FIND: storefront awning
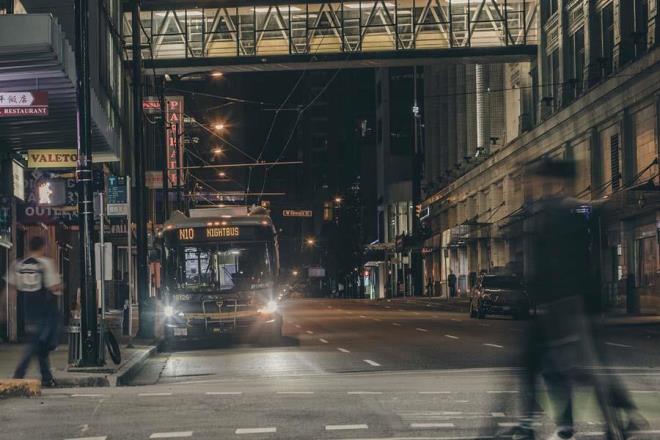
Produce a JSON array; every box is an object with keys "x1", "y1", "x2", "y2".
[{"x1": 0, "y1": 14, "x2": 119, "y2": 160}]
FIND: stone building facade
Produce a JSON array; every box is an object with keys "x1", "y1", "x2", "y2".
[{"x1": 421, "y1": 0, "x2": 660, "y2": 313}]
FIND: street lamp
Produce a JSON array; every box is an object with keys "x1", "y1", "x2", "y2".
[
  {"x1": 218, "y1": 171, "x2": 227, "y2": 178},
  {"x1": 305, "y1": 237, "x2": 316, "y2": 246},
  {"x1": 334, "y1": 196, "x2": 343, "y2": 204},
  {"x1": 214, "y1": 123, "x2": 226, "y2": 131},
  {"x1": 292, "y1": 270, "x2": 299, "y2": 276},
  {"x1": 212, "y1": 146, "x2": 224, "y2": 155}
]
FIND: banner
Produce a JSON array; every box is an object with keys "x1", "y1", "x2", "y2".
[
  {"x1": 0, "y1": 91, "x2": 48, "y2": 117},
  {"x1": 165, "y1": 97, "x2": 184, "y2": 187},
  {"x1": 27, "y1": 149, "x2": 77, "y2": 168}
]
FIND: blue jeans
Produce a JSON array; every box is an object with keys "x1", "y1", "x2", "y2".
[{"x1": 13, "y1": 323, "x2": 55, "y2": 382}]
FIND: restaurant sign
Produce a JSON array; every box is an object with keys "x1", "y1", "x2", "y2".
[
  {"x1": 27, "y1": 149, "x2": 77, "y2": 168},
  {"x1": 0, "y1": 91, "x2": 48, "y2": 117}
]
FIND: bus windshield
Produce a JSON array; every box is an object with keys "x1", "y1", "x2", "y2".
[{"x1": 168, "y1": 242, "x2": 273, "y2": 293}]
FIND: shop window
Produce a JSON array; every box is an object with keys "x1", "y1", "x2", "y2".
[{"x1": 636, "y1": 236, "x2": 657, "y2": 288}]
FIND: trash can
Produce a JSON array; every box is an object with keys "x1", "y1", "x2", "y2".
[{"x1": 67, "y1": 323, "x2": 82, "y2": 365}]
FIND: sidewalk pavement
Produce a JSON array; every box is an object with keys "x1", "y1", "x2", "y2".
[{"x1": 0, "y1": 340, "x2": 157, "y2": 397}]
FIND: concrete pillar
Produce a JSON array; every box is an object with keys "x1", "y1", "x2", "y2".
[
  {"x1": 489, "y1": 64, "x2": 505, "y2": 148},
  {"x1": 589, "y1": 127, "x2": 602, "y2": 198},
  {"x1": 519, "y1": 62, "x2": 534, "y2": 132},
  {"x1": 447, "y1": 66, "x2": 458, "y2": 170},
  {"x1": 613, "y1": 0, "x2": 635, "y2": 71},
  {"x1": 465, "y1": 65, "x2": 477, "y2": 158},
  {"x1": 455, "y1": 65, "x2": 467, "y2": 165},
  {"x1": 476, "y1": 65, "x2": 490, "y2": 154},
  {"x1": 649, "y1": 0, "x2": 660, "y2": 48}
]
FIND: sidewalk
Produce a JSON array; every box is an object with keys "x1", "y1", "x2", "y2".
[{"x1": 0, "y1": 340, "x2": 156, "y2": 394}]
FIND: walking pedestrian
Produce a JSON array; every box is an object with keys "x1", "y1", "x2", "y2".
[
  {"x1": 3, "y1": 236, "x2": 61, "y2": 387},
  {"x1": 448, "y1": 271, "x2": 457, "y2": 298}
]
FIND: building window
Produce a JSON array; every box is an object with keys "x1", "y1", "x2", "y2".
[
  {"x1": 568, "y1": 27, "x2": 585, "y2": 99},
  {"x1": 548, "y1": 49, "x2": 560, "y2": 111},
  {"x1": 633, "y1": 0, "x2": 649, "y2": 59},
  {"x1": 598, "y1": 3, "x2": 615, "y2": 78},
  {"x1": 636, "y1": 236, "x2": 657, "y2": 289}
]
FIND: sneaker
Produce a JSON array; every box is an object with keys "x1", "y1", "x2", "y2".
[{"x1": 41, "y1": 378, "x2": 58, "y2": 388}]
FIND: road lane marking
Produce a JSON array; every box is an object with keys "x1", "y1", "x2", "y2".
[
  {"x1": 410, "y1": 423, "x2": 455, "y2": 429},
  {"x1": 235, "y1": 428, "x2": 277, "y2": 435},
  {"x1": 385, "y1": 306, "x2": 391, "y2": 309},
  {"x1": 295, "y1": 324, "x2": 301, "y2": 328},
  {"x1": 71, "y1": 394, "x2": 105, "y2": 398},
  {"x1": 445, "y1": 335, "x2": 459, "y2": 339},
  {"x1": 276, "y1": 391, "x2": 314, "y2": 395},
  {"x1": 451, "y1": 319, "x2": 462, "y2": 322},
  {"x1": 393, "y1": 323, "x2": 401, "y2": 326},
  {"x1": 487, "y1": 391, "x2": 518, "y2": 394},
  {"x1": 414, "y1": 312, "x2": 421, "y2": 315},
  {"x1": 319, "y1": 338, "x2": 329, "y2": 343},
  {"x1": 360, "y1": 315, "x2": 367, "y2": 318},
  {"x1": 478, "y1": 323, "x2": 491, "y2": 327},
  {"x1": 373, "y1": 318, "x2": 382, "y2": 321},
  {"x1": 418, "y1": 391, "x2": 451, "y2": 394},
  {"x1": 491, "y1": 412, "x2": 506, "y2": 417},
  {"x1": 631, "y1": 390, "x2": 660, "y2": 394},
  {"x1": 325, "y1": 424, "x2": 369, "y2": 431},
  {"x1": 306, "y1": 330, "x2": 314, "y2": 335},
  {"x1": 65, "y1": 437, "x2": 107, "y2": 440},
  {"x1": 139, "y1": 393, "x2": 172, "y2": 397},
  {"x1": 205, "y1": 391, "x2": 242, "y2": 395},
  {"x1": 605, "y1": 342, "x2": 633, "y2": 348},
  {"x1": 338, "y1": 348, "x2": 351, "y2": 353},
  {"x1": 348, "y1": 391, "x2": 383, "y2": 395},
  {"x1": 363, "y1": 359, "x2": 381, "y2": 367},
  {"x1": 149, "y1": 432, "x2": 193, "y2": 439},
  {"x1": 416, "y1": 328, "x2": 428, "y2": 332},
  {"x1": 398, "y1": 309, "x2": 405, "y2": 312},
  {"x1": 483, "y1": 343, "x2": 503, "y2": 349}
]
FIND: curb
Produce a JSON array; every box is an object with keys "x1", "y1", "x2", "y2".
[
  {"x1": 0, "y1": 379, "x2": 41, "y2": 399},
  {"x1": 113, "y1": 345, "x2": 158, "y2": 386}
]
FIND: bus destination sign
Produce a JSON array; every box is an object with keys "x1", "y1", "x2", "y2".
[{"x1": 177, "y1": 226, "x2": 241, "y2": 241}]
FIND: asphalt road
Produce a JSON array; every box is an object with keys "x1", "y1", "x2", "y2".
[{"x1": 2, "y1": 298, "x2": 660, "y2": 440}]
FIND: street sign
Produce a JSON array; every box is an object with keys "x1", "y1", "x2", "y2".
[
  {"x1": 143, "y1": 98, "x2": 161, "y2": 113},
  {"x1": 107, "y1": 203, "x2": 128, "y2": 217},
  {"x1": 27, "y1": 149, "x2": 77, "y2": 168},
  {"x1": 107, "y1": 176, "x2": 127, "y2": 204},
  {"x1": 282, "y1": 209, "x2": 313, "y2": 218},
  {"x1": 12, "y1": 161, "x2": 24, "y2": 201},
  {"x1": 165, "y1": 96, "x2": 184, "y2": 187},
  {"x1": 145, "y1": 171, "x2": 164, "y2": 189},
  {"x1": 0, "y1": 91, "x2": 48, "y2": 117}
]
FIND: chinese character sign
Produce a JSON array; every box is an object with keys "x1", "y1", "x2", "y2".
[
  {"x1": 165, "y1": 97, "x2": 184, "y2": 187},
  {"x1": 0, "y1": 91, "x2": 48, "y2": 117}
]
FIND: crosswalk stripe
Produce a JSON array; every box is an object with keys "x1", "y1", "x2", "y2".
[
  {"x1": 325, "y1": 424, "x2": 368, "y2": 431},
  {"x1": 410, "y1": 423, "x2": 455, "y2": 428},
  {"x1": 483, "y1": 343, "x2": 503, "y2": 349},
  {"x1": 319, "y1": 338, "x2": 329, "y2": 343},
  {"x1": 205, "y1": 391, "x2": 242, "y2": 395},
  {"x1": 149, "y1": 432, "x2": 193, "y2": 438},
  {"x1": 235, "y1": 427, "x2": 277, "y2": 434},
  {"x1": 65, "y1": 437, "x2": 107, "y2": 440},
  {"x1": 139, "y1": 393, "x2": 172, "y2": 397},
  {"x1": 348, "y1": 391, "x2": 382, "y2": 395}
]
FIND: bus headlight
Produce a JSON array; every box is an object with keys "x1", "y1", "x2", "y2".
[{"x1": 258, "y1": 300, "x2": 278, "y2": 314}]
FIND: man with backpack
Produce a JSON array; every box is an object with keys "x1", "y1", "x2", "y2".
[{"x1": 3, "y1": 236, "x2": 61, "y2": 387}]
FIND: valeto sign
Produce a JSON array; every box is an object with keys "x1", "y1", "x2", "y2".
[{"x1": 27, "y1": 149, "x2": 77, "y2": 168}]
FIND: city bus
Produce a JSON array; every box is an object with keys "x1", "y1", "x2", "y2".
[{"x1": 160, "y1": 206, "x2": 283, "y2": 345}]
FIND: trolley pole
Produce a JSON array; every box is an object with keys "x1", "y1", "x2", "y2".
[
  {"x1": 133, "y1": 0, "x2": 153, "y2": 338},
  {"x1": 74, "y1": 0, "x2": 99, "y2": 366}
]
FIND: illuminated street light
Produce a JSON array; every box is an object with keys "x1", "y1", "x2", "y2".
[
  {"x1": 214, "y1": 123, "x2": 226, "y2": 131},
  {"x1": 218, "y1": 171, "x2": 227, "y2": 178},
  {"x1": 334, "y1": 196, "x2": 343, "y2": 204},
  {"x1": 306, "y1": 237, "x2": 316, "y2": 246},
  {"x1": 212, "y1": 146, "x2": 224, "y2": 155},
  {"x1": 292, "y1": 270, "x2": 299, "y2": 276}
]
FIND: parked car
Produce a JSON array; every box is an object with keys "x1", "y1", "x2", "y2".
[{"x1": 469, "y1": 274, "x2": 530, "y2": 320}]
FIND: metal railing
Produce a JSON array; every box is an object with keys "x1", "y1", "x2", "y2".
[{"x1": 124, "y1": 0, "x2": 538, "y2": 61}]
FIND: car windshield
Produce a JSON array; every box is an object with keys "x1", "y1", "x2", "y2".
[
  {"x1": 169, "y1": 242, "x2": 272, "y2": 292},
  {"x1": 482, "y1": 276, "x2": 522, "y2": 289}
]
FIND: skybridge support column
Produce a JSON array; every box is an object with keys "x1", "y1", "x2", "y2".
[{"x1": 133, "y1": 0, "x2": 153, "y2": 339}]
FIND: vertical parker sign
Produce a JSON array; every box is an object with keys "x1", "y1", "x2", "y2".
[
  {"x1": 165, "y1": 96, "x2": 184, "y2": 187},
  {"x1": 0, "y1": 91, "x2": 48, "y2": 117}
]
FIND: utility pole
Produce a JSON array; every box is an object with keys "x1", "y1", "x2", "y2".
[
  {"x1": 133, "y1": 0, "x2": 152, "y2": 338},
  {"x1": 411, "y1": 65, "x2": 423, "y2": 297},
  {"x1": 74, "y1": 0, "x2": 99, "y2": 366},
  {"x1": 159, "y1": 78, "x2": 169, "y2": 220}
]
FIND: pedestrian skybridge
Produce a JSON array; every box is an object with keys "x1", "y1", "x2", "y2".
[{"x1": 126, "y1": 0, "x2": 538, "y2": 73}]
